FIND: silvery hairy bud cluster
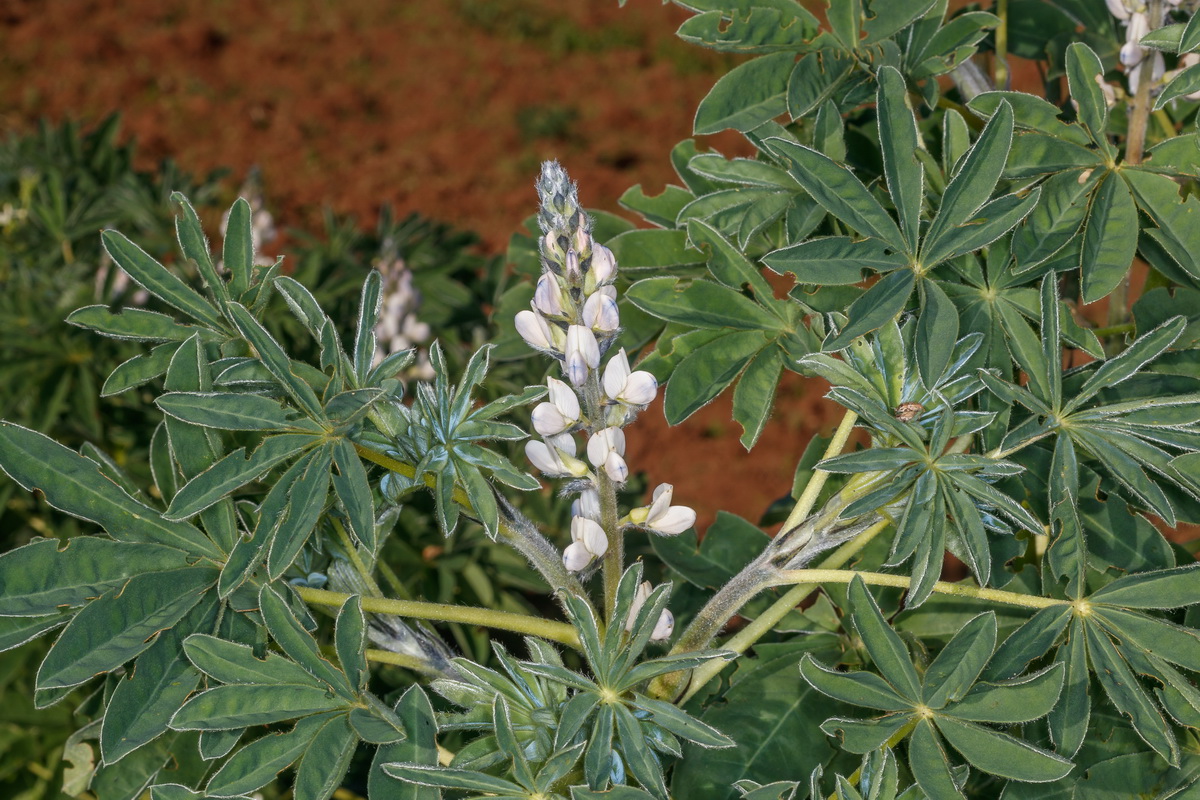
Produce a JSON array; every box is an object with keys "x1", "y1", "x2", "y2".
[{"x1": 515, "y1": 161, "x2": 692, "y2": 647}]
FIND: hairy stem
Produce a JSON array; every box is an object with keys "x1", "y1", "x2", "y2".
[
  {"x1": 365, "y1": 648, "x2": 441, "y2": 675},
  {"x1": 296, "y1": 585, "x2": 581, "y2": 647},
  {"x1": 768, "y1": 568, "x2": 1068, "y2": 609},
  {"x1": 780, "y1": 411, "x2": 859, "y2": 533},
  {"x1": 332, "y1": 517, "x2": 383, "y2": 597}
]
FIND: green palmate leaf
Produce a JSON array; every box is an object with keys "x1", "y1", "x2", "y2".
[
  {"x1": 968, "y1": 91, "x2": 1091, "y2": 146},
  {"x1": 1080, "y1": 172, "x2": 1137, "y2": 303},
  {"x1": 607, "y1": 228, "x2": 703, "y2": 271},
  {"x1": 1011, "y1": 169, "x2": 1094, "y2": 271},
  {"x1": 293, "y1": 713, "x2": 357, "y2": 800},
  {"x1": 170, "y1": 684, "x2": 346, "y2": 731},
  {"x1": 787, "y1": 49, "x2": 856, "y2": 120},
  {"x1": 824, "y1": 270, "x2": 916, "y2": 351},
  {"x1": 821, "y1": 714, "x2": 912, "y2": 756},
  {"x1": 1089, "y1": 564, "x2": 1200, "y2": 608},
  {"x1": 767, "y1": 138, "x2": 904, "y2": 248},
  {"x1": 689, "y1": 154, "x2": 799, "y2": 190},
  {"x1": 370, "y1": 686, "x2": 439, "y2": 800},
  {"x1": 694, "y1": 51, "x2": 794, "y2": 135},
  {"x1": 204, "y1": 713, "x2": 333, "y2": 796},
  {"x1": 925, "y1": 189, "x2": 1041, "y2": 266},
  {"x1": 226, "y1": 302, "x2": 324, "y2": 420},
  {"x1": 0, "y1": 422, "x2": 222, "y2": 558},
  {"x1": 848, "y1": 577, "x2": 922, "y2": 700},
  {"x1": 945, "y1": 663, "x2": 1066, "y2": 724},
  {"x1": 157, "y1": 392, "x2": 317, "y2": 431},
  {"x1": 222, "y1": 196, "x2": 254, "y2": 298},
  {"x1": 1096, "y1": 608, "x2": 1200, "y2": 672},
  {"x1": 922, "y1": 613, "x2": 996, "y2": 708},
  {"x1": 182, "y1": 635, "x2": 326, "y2": 688},
  {"x1": 335, "y1": 596, "x2": 367, "y2": 693},
  {"x1": 626, "y1": 277, "x2": 782, "y2": 330},
  {"x1": 907, "y1": 719, "x2": 961, "y2": 800},
  {"x1": 915, "y1": 279, "x2": 959, "y2": 388},
  {"x1": 0, "y1": 613, "x2": 71, "y2": 653},
  {"x1": 331, "y1": 438, "x2": 376, "y2": 551},
  {"x1": 764, "y1": 236, "x2": 908, "y2": 284},
  {"x1": 614, "y1": 701, "x2": 669, "y2": 800},
  {"x1": 173, "y1": 192, "x2": 228, "y2": 305},
  {"x1": 663, "y1": 330, "x2": 770, "y2": 424},
  {"x1": 1046, "y1": 620, "x2": 1089, "y2": 757},
  {"x1": 383, "y1": 763, "x2": 524, "y2": 794},
  {"x1": 935, "y1": 715, "x2": 1073, "y2": 782},
  {"x1": 353, "y1": 270, "x2": 382, "y2": 384},
  {"x1": 733, "y1": 346, "x2": 784, "y2": 449},
  {"x1": 1047, "y1": 434, "x2": 1085, "y2": 597},
  {"x1": 1084, "y1": 623, "x2": 1178, "y2": 765},
  {"x1": 100, "y1": 596, "x2": 219, "y2": 765},
  {"x1": 1156, "y1": 63, "x2": 1200, "y2": 109},
  {"x1": 103, "y1": 342, "x2": 181, "y2": 396},
  {"x1": 1064, "y1": 42, "x2": 1112, "y2": 152},
  {"x1": 0, "y1": 537, "x2": 190, "y2": 617},
  {"x1": 799, "y1": 655, "x2": 914, "y2": 710},
  {"x1": 876, "y1": 67, "x2": 924, "y2": 249},
  {"x1": 985, "y1": 606, "x2": 1071, "y2": 680},
  {"x1": 925, "y1": 100, "x2": 1013, "y2": 257},
  {"x1": 101, "y1": 230, "x2": 226, "y2": 330},
  {"x1": 687, "y1": 217, "x2": 776, "y2": 299},
  {"x1": 37, "y1": 566, "x2": 217, "y2": 690},
  {"x1": 266, "y1": 444, "x2": 332, "y2": 579},
  {"x1": 255, "y1": 587, "x2": 351, "y2": 697},
  {"x1": 1065, "y1": 316, "x2": 1186, "y2": 412},
  {"x1": 67, "y1": 306, "x2": 221, "y2": 343}
]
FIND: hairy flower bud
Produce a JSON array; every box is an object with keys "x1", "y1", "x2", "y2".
[
  {"x1": 625, "y1": 581, "x2": 675, "y2": 641},
  {"x1": 534, "y1": 272, "x2": 566, "y2": 317},
  {"x1": 565, "y1": 325, "x2": 600, "y2": 386},
  {"x1": 590, "y1": 243, "x2": 617, "y2": 285},
  {"x1": 572, "y1": 487, "x2": 601, "y2": 521},
  {"x1": 565, "y1": 248, "x2": 582, "y2": 283},
  {"x1": 587, "y1": 426, "x2": 628, "y2": 483}
]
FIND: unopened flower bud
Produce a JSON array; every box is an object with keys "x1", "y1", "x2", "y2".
[
  {"x1": 625, "y1": 581, "x2": 674, "y2": 641},
  {"x1": 516, "y1": 310, "x2": 556, "y2": 352},
  {"x1": 566, "y1": 248, "x2": 582, "y2": 282},
  {"x1": 603, "y1": 348, "x2": 658, "y2": 407},
  {"x1": 582, "y1": 292, "x2": 620, "y2": 334},
  {"x1": 542, "y1": 231, "x2": 564, "y2": 263},
  {"x1": 590, "y1": 243, "x2": 617, "y2": 285},
  {"x1": 574, "y1": 228, "x2": 592, "y2": 258},
  {"x1": 572, "y1": 487, "x2": 601, "y2": 521},
  {"x1": 534, "y1": 272, "x2": 566, "y2": 317},
  {"x1": 652, "y1": 609, "x2": 675, "y2": 641},
  {"x1": 565, "y1": 325, "x2": 600, "y2": 386},
  {"x1": 629, "y1": 483, "x2": 696, "y2": 535},
  {"x1": 587, "y1": 427, "x2": 628, "y2": 483}
]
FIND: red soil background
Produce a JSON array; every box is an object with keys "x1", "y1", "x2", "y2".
[{"x1": 1, "y1": 0, "x2": 828, "y2": 530}]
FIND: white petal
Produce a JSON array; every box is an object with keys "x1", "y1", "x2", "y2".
[
  {"x1": 534, "y1": 273, "x2": 564, "y2": 316},
  {"x1": 531, "y1": 403, "x2": 571, "y2": 437},
  {"x1": 547, "y1": 377, "x2": 580, "y2": 421},
  {"x1": 620, "y1": 371, "x2": 657, "y2": 406},
  {"x1": 591, "y1": 243, "x2": 617, "y2": 284},
  {"x1": 625, "y1": 581, "x2": 653, "y2": 632},
  {"x1": 572, "y1": 516, "x2": 609, "y2": 557},
  {"x1": 586, "y1": 431, "x2": 608, "y2": 468},
  {"x1": 563, "y1": 542, "x2": 593, "y2": 572},
  {"x1": 583, "y1": 293, "x2": 619, "y2": 332},
  {"x1": 1121, "y1": 39, "x2": 1144, "y2": 66},
  {"x1": 651, "y1": 609, "x2": 675, "y2": 641},
  {"x1": 1106, "y1": 0, "x2": 1130, "y2": 19},
  {"x1": 604, "y1": 452, "x2": 629, "y2": 483},
  {"x1": 515, "y1": 310, "x2": 553, "y2": 350},
  {"x1": 649, "y1": 506, "x2": 696, "y2": 535},
  {"x1": 525, "y1": 440, "x2": 562, "y2": 475},
  {"x1": 566, "y1": 248, "x2": 582, "y2": 281},
  {"x1": 646, "y1": 484, "x2": 673, "y2": 522},
  {"x1": 603, "y1": 349, "x2": 631, "y2": 400},
  {"x1": 547, "y1": 432, "x2": 577, "y2": 457},
  {"x1": 575, "y1": 488, "x2": 601, "y2": 521}
]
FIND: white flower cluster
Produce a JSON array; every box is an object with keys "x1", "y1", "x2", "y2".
[
  {"x1": 1107, "y1": 0, "x2": 1197, "y2": 99},
  {"x1": 373, "y1": 256, "x2": 435, "y2": 380},
  {"x1": 517, "y1": 161, "x2": 697, "y2": 640}
]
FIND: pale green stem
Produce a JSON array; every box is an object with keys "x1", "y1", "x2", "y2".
[
  {"x1": 827, "y1": 719, "x2": 917, "y2": 800},
  {"x1": 332, "y1": 517, "x2": 383, "y2": 598},
  {"x1": 779, "y1": 410, "x2": 859, "y2": 534},
  {"x1": 768, "y1": 569, "x2": 1068, "y2": 610},
  {"x1": 295, "y1": 585, "x2": 581, "y2": 648},
  {"x1": 366, "y1": 648, "x2": 440, "y2": 675},
  {"x1": 994, "y1": 0, "x2": 1009, "y2": 89},
  {"x1": 677, "y1": 517, "x2": 890, "y2": 705}
]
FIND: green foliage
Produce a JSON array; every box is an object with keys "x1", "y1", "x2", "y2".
[{"x1": 8, "y1": 0, "x2": 1200, "y2": 798}]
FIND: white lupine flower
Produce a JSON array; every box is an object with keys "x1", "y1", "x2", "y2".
[
  {"x1": 566, "y1": 248, "x2": 582, "y2": 281},
  {"x1": 625, "y1": 581, "x2": 675, "y2": 641},
  {"x1": 603, "y1": 348, "x2": 658, "y2": 407},
  {"x1": 590, "y1": 243, "x2": 617, "y2": 285},
  {"x1": 1106, "y1": 0, "x2": 1131, "y2": 20},
  {"x1": 531, "y1": 377, "x2": 582, "y2": 436},
  {"x1": 572, "y1": 487, "x2": 602, "y2": 521},
  {"x1": 587, "y1": 427, "x2": 628, "y2": 483},
  {"x1": 582, "y1": 292, "x2": 620, "y2": 333},
  {"x1": 526, "y1": 435, "x2": 588, "y2": 478},
  {"x1": 571, "y1": 515, "x2": 609, "y2": 557},
  {"x1": 534, "y1": 272, "x2": 566, "y2": 317},
  {"x1": 629, "y1": 483, "x2": 696, "y2": 535},
  {"x1": 516, "y1": 310, "x2": 556, "y2": 351},
  {"x1": 565, "y1": 325, "x2": 600, "y2": 386}
]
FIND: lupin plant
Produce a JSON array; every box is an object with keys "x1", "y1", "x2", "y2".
[{"x1": 10, "y1": 1, "x2": 1200, "y2": 799}]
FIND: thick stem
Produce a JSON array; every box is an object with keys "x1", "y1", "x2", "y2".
[
  {"x1": 296, "y1": 585, "x2": 581, "y2": 647},
  {"x1": 770, "y1": 568, "x2": 1068, "y2": 610},
  {"x1": 780, "y1": 411, "x2": 858, "y2": 534},
  {"x1": 366, "y1": 648, "x2": 440, "y2": 675}
]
